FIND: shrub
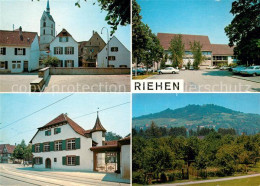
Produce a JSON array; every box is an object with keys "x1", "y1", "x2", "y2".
[
  {"x1": 168, "y1": 173, "x2": 175, "y2": 181},
  {"x1": 132, "y1": 171, "x2": 145, "y2": 184},
  {"x1": 160, "y1": 172, "x2": 167, "y2": 183}
]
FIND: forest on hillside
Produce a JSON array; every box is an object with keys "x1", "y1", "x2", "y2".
[{"x1": 132, "y1": 123, "x2": 260, "y2": 184}]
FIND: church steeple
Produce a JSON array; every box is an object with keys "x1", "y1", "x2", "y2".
[
  {"x1": 92, "y1": 111, "x2": 106, "y2": 132},
  {"x1": 46, "y1": 0, "x2": 50, "y2": 14}
]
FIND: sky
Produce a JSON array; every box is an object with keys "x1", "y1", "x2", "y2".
[
  {"x1": 137, "y1": 0, "x2": 234, "y2": 44},
  {"x1": 0, "y1": 93, "x2": 131, "y2": 145},
  {"x1": 133, "y1": 93, "x2": 260, "y2": 117},
  {"x1": 0, "y1": 0, "x2": 130, "y2": 50}
]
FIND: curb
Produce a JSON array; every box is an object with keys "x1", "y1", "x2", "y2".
[{"x1": 232, "y1": 76, "x2": 260, "y2": 84}]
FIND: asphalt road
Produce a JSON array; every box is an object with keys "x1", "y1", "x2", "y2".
[
  {"x1": 147, "y1": 70, "x2": 260, "y2": 92},
  {"x1": 0, "y1": 74, "x2": 131, "y2": 92},
  {"x1": 0, "y1": 164, "x2": 129, "y2": 186}
]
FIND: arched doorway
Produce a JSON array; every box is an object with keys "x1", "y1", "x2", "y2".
[{"x1": 45, "y1": 158, "x2": 51, "y2": 169}]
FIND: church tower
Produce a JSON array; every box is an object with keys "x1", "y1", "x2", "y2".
[{"x1": 40, "y1": 0, "x2": 55, "y2": 46}]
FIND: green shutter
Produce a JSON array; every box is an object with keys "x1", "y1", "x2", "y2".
[
  {"x1": 33, "y1": 158, "x2": 35, "y2": 164},
  {"x1": 65, "y1": 47, "x2": 67, "y2": 54},
  {"x1": 40, "y1": 143, "x2": 43, "y2": 152},
  {"x1": 40, "y1": 157, "x2": 43, "y2": 164},
  {"x1": 61, "y1": 47, "x2": 63, "y2": 54},
  {"x1": 75, "y1": 138, "x2": 80, "y2": 149},
  {"x1": 62, "y1": 156, "x2": 66, "y2": 165},
  {"x1": 58, "y1": 128, "x2": 61, "y2": 133},
  {"x1": 76, "y1": 156, "x2": 80, "y2": 165},
  {"x1": 32, "y1": 144, "x2": 35, "y2": 153},
  {"x1": 59, "y1": 37, "x2": 62, "y2": 42},
  {"x1": 45, "y1": 131, "x2": 48, "y2": 136},
  {"x1": 72, "y1": 47, "x2": 74, "y2": 54},
  {"x1": 62, "y1": 140, "x2": 66, "y2": 150},
  {"x1": 54, "y1": 47, "x2": 56, "y2": 55},
  {"x1": 48, "y1": 130, "x2": 51, "y2": 136},
  {"x1": 50, "y1": 142, "x2": 54, "y2": 151}
]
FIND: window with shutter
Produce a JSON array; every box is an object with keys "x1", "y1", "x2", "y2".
[
  {"x1": 50, "y1": 142, "x2": 54, "y2": 151},
  {"x1": 40, "y1": 157, "x2": 43, "y2": 164},
  {"x1": 40, "y1": 143, "x2": 43, "y2": 152},
  {"x1": 0, "y1": 47, "x2": 6, "y2": 55},
  {"x1": 62, "y1": 140, "x2": 66, "y2": 150},
  {"x1": 32, "y1": 144, "x2": 35, "y2": 153},
  {"x1": 33, "y1": 158, "x2": 35, "y2": 164},
  {"x1": 23, "y1": 48, "x2": 26, "y2": 55}
]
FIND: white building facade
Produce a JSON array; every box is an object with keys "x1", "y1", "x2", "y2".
[
  {"x1": 0, "y1": 28, "x2": 40, "y2": 73},
  {"x1": 49, "y1": 29, "x2": 79, "y2": 67},
  {"x1": 97, "y1": 36, "x2": 130, "y2": 68}
]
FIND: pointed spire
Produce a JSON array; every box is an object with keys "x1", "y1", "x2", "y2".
[
  {"x1": 92, "y1": 112, "x2": 106, "y2": 132},
  {"x1": 46, "y1": 0, "x2": 50, "y2": 14}
]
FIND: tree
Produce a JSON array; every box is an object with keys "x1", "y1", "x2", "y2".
[
  {"x1": 105, "y1": 131, "x2": 122, "y2": 141},
  {"x1": 13, "y1": 140, "x2": 27, "y2": 162},
  {"x1": 190, "y1": 41, "x2": 205, "y2": 69},
  {"x1": 24, "y1": 144, "x2": 32, "y2": 162},
  {"x1": 224, "y1": 0, "x2": 260, "y2": 65},
  {"x1": 42, "y1": 56, "x2": 59, "y2": 67},
  {"x1": 168, "y1": 34, "x2": 185, "y2": 68}
]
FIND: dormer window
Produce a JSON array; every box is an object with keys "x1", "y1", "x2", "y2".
[
  {"x1": 59, "y1": 37, "x2": 68, "y2": 42},
  {"x1": 54, "y1": 128, "x2": 61, "y2": 134}
]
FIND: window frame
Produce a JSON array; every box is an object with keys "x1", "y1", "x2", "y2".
[
  {"x1": 54, "y1": 141, "x2": 62, "y2": 151},
  {"x1": 0, "y1": 47, "x2": 6, "y2": 55},
  {"x1": 43, "y1": 142, "x2": 50, "y2": 152},
  {"x1": 35, "y1": 144, "x2": 40, "y2": 153},
  {"x1": 67, "y1": 156, "x2": 76, "y2": 166},
  {"x1": 111, "y1": 47, "x2": 118, "y2": 52},
  {"x1": 67, "y1": 139, "x2": 76, "y2": 150}
]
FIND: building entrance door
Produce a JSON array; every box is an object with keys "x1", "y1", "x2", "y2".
[
  {"x1": 23, "y1": 61, "x2": 28, "y2": 72},
  {"x1": 45, "y1": 158, "x2": 51, "y2": 169},
  {"x1": 94, "y1": 152, "x2": 118, "y2": 173}
]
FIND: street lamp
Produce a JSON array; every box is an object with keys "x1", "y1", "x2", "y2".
[{"x1": 101, "y1": 27, "x2": 109, "y2": 67}]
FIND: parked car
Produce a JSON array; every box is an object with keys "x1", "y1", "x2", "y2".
[
  {"x1": 220, "y1": 66, "x2": 230, "y2": 70},
  {"x1": 158, "y1": 67, "x2": 180, "y2": 74},
  {"x1": 232, "y1": 65, "x2": 247, "y2": 74},
  {"x1": 206, "y1": 66, "x2": 217, "y2": 69},
  {"x1": 189, "y1": 66, "x2": 194, "y2": 70},
  {"x1": 181, "y1": 66, "x2": 186, "y2": 70},
  {"x1": 240, "y1": 66, "x2": 260, "y2": 76},
  {"x1": 132, "y1": 68, "x2": 145, "y2": 75}
]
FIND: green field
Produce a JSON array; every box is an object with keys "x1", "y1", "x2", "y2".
[{"x1": 191, "y1": 176, "x2": 260, "y2": 186}]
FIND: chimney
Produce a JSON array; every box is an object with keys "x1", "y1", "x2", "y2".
[{"x1": 19, "y1": 26, "x2": 23, "y2": 41}]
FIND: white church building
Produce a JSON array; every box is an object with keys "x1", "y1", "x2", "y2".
[
  {"x1": 97, "y1": 36, "x2": 130, "y2": 68},
  {"x1": 30, "y1": 113, "x2": 130, "y2": 179}
]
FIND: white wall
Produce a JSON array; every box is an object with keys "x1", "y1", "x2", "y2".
[
  {"x1": 97, "y1": 37, "x2": 130, "y2": 68},
  {"x1": 29, "y1": 35, "x2": 40, "y2": 71},
  {"x1": 91, "y1": 131, "x2": 104, "y2": 146},
  {"x1": 32, "y1": 123, "x2": 93, "y2": 171},
  {"x1": 0, "y1": 46, "x2": 30, "y2": 73},
  {"x1": 50, "y1": 36, "x2": 79, "y2": 67},
  {"x1": 120, "y1": 144, "x2": 130, "y2": 179}
]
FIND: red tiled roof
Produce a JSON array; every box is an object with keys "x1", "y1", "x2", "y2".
[
  {"x1": 211, "y1": 44, "x2": 234, "y2": 55},
  {"x1": 39, "y1": 114, "x2": 86, "y2": 136},
  {"x1": 92, "y1": 114, "x2": 106, "y2": 132},
  {"x1": 0, "y1": 30, "x2": 38, "y2": 47},
  {"x1": 157, "y1": 33, "x2": 212, "y2": 51},
  {"x1": 56, "y1": 29, "x2": 72, "y2": 37},
  {"x1": 0, "y1": 144, "x2": 16, "y2": 154},
  {"x1": 104, "y1": 140, "x2": 118, "y2": 146}
]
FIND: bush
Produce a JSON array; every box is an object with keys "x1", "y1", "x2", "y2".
[
  {"x1": 132, "y1": 171, "x2": 145, "y2": 184},
  {"x1": 207, "y1": 171, "x2": 216, "y2": 177},
  {"x1": 42, "y1": 56, "x2": 60, "y2": 67},
  {"x1": 167, "y1": 173, "x2": 175, "y2": 181},
  {"x1": 160, "y1": 172, "x2": 167, "y2": 183}
]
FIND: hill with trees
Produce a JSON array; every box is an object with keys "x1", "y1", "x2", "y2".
[{"x1": 133, "y1": 104, "x2": 260, "y2": 135}]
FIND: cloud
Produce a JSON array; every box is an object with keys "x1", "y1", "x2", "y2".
[{"x1": 215, "y1": 0, "x2": 221, "y2": 2}]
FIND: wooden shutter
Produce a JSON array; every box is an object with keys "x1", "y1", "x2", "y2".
[
  {"x1": 58, "y1": 128, "x2": 61, "y2": 133},
  {"x1": 62, "y1": 156, "x2": 66, "y2": 165},
  {"x1": 72, "y1": 47, "x2": 74, "y2": 54},
  {"x1": 40, "y1": 143, "x2": 43, "y2": 152},
  {"x1": 48, "y1": 130, "x2": 51, "y2": 136},
  {"x1": 65, "y1": 47, "x2": 67, "y2": 54},
  {"x1": 59, "y1": 37, "x2": 62, "y2": 42},
  {"x1": 75, "y1": 138, "x2": 80, "y2": 149},
  {"x1": 32, "y1": 144, "x2": 35, "y2": 153},
  {"x1": 66, "y1": 37, "x2": 68, "y2": 42},
  {"x1": 72, "y1": 60, "x2": 74, "y2": 67},
  {"x1": 50, "y1": 142, "x2": 54, "y2": 151},
  {"x1": 3, "y1": 47, "x2": 6, "y2": 55},
  {"x1": 14, "y1": 48, "x2": 17, "y2": 55},
  {"x1": 76, "y1": 156, "x2": 80, "y2": 165},
  {"x1": 60, "y1": 61, "x2": 63, "y2": 67},
  {"x1": 5, "y1": 61, "x2": 8, "y2": 69},
  {"x1": 45, "y1": 131, "x2": 48, "y2": 136},
  {"x1": 32, "y1": 158, "x2": 35, "y2": 164},
  {"x1": 65, "y1": 60, "x2": 67, "y2": 67},
  {"x1": 54, "y1": 47, "x2": 57, "y2": 55},
  {"x1": 23, "y1": 48, "x2": 26, "y2": 55},
  {"x1": 62, "y1": 140, "x2": 66, "y2": 150},
  {"x1": 61, "y1": 47, "x2": 63, "y2": 54},
  {"x1": 40, "y1": 157, "x2": 43, "y2": 164}
]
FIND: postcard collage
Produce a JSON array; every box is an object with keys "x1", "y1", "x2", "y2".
[{"x1": 0, "y1": 0, "x2": 259, "y2": 185}]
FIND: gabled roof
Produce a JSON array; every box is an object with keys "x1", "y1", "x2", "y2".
[
  {"x1": 38, "y1": 113, "x2": 86, "y2": 136},
  {"x1": 57, "y1": 29, "x2": 72, "y2": 37},
  {"x1": 211, "y1": 44, "x2": 234, "y2": 56},
  {"x1": 0, "y1": 30, "x2": 38, "y2": 47},
  {"x1": 157, "y1": 33, "x2": 212, "y2": 51},
  {"x1": 0, "y1": 144, "x2": 16, "y2": 154},
  {"x1": 92, "y1": 114, "x2": 106, "y2": 132}
]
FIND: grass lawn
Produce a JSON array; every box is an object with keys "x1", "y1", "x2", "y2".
[
  {"x1": 190, "y1": 175, "x2": 260, "y2": 186},
  {"x1": 132, "y1": 72, "x2": 157, "y2": 80}
]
